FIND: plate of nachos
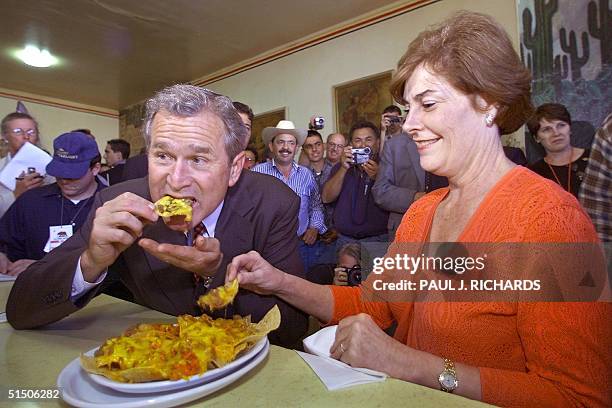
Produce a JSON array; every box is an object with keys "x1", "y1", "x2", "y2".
[{"x1": 79, "y1": 305, "x2": 279, "y2": 394}]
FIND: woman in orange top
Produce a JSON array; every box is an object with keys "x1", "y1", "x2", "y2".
[{"x1": 226, "y1": 11, "x2": 611, "y2": 407}]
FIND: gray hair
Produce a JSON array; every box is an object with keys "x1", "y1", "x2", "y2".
[
  {"x1": 338, "y1": 242, "x2": 361, "y2": 262},
  {"x1": 1, "y1": 112, "x2": 39, "y2": 138},
  {"x1": 143, "y1": 84, "x2": 246, "y2": 163}
]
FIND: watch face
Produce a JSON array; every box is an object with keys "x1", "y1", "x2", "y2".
[{"x1": 439, "y1": 372, "x2": 458, "y2": 389}]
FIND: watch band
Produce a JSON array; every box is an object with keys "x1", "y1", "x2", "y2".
[{"x1": 439, "y1": 358, "x2": 458, "y2": 392}]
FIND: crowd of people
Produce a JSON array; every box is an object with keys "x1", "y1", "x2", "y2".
[{"x1": 1, "y1": 10, "x2": 610, "y2": 407}]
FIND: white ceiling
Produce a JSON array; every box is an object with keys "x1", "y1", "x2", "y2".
[{"x1": 0, "y1": 0, "x2": 405, "y2": 110}]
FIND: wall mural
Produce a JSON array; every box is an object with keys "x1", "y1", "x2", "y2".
[
  {"x1": 519, "y1": 0, "x2": 611, "y2": 162},
  {"x1": 119, "y1": 101, "x2": 146, "y2": 156},
  {"x1": 334, "y1": 71, "x2": 393, "y2": 136}
]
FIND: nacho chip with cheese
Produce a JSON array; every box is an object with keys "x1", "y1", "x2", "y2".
[
  {"x1": 197, "y1": 279, "x2": 239, "y2": 311},
  {"x1": 154, "y1": 195, "x2": 193, "y2": 223}
]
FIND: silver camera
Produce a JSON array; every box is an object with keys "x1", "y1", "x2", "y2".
[
  {"x1": 311, "y1": 116, "x2": 325, "y2": 130},
  {"x1": 351, "y1": 147, "x2": 371, "y2": 165}
]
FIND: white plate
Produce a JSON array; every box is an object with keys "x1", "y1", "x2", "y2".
[
  {"x1": 87, "y1": 336, "x2": 267, "y2": 394},
  {"x1": 58, "y1": 339, "x2": 268, "y2": 408}
]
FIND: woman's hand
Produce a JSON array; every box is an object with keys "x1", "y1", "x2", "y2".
[
  {"x1": 330, "y1": 313, "x2": 415, "y2": 379},
  {"x1": 225, "y1": 250, "x2": 286, "y2": 295}
]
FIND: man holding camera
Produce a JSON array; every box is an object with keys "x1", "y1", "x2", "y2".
[
  {"x1": 0, "y1": 131, "x2": 105, "y2": 276},
  {"x1": 380, "y1": 105, "x2": 404, "y2": 148},
  {"x1": 322, "y1": 121, "x2": 388, "y2": 248}
]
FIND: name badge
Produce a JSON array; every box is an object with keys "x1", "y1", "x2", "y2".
[{"x1": 43, "y1": 225, "x2": 74, "y2": 253}]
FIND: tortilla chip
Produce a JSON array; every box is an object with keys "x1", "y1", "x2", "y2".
[{"x1": 196, "y1": 279, "x2": 239, "y2": 311}]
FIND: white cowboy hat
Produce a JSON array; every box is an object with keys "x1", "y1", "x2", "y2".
[{"x1": 261, "y1": 120, "x2": 307, "y2": 146}]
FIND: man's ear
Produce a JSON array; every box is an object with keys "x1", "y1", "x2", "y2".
[
  {"x1": 228, "y1": 151, "x2": 245, "y2": 187},
  {"x1": 91, "y1": 162, "x2": 102, "y2": 176}
]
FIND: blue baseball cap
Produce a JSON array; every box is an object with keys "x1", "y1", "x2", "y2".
[{"x1": 46, "y1": 132, "x2": 100, "y2": 179}]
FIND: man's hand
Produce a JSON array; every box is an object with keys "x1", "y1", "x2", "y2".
[
  {"x1": 302, "y1": 228, "x2": 318, "y2": 245},
  {"x1": 320, "y1": 229, "x2": 337, "y2": 244},
  {"x1": 14, "y1": 172, "x2": 44, "y2": 199},
  {"x1": 414, "y1": 192, "x2": 426, "y2": 201},
  {"x1": 138, "y1": 235, "x2": 223, "y2": 279},
  {"x1": 340, "y1": 146, "x2": 354, "y2": 169},
  {"x1": 380, "y1": 113, "x2": 391, "y2": 131},
  {"x1": 6, "y1": 259, "x2": 36, "y2": 276},
  {"x1": 0, "y1": 252, "x2": 10, "y2": 275},
  {"x1": 333, "y1": 267, "x2": 348, "y2": 286},
  {"x1": 80, "y1": 192, "x2": 158, "y2": 282},
  {"x1": 226, "y1": 250, "x2": 285, "y2": 295},
  {"x1": 362, "y1": 159, "x2": 379, "y2": 179}
]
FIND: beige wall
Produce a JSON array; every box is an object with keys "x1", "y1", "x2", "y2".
[
  {"x1": 0, "y1": 93, "x2": 119, "y2": 156},
  {"x1": 207, "y1": 0, "x2": 521, "y2": 148}
]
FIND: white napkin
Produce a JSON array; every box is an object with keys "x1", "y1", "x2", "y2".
[{"x1": 298, "y1": 325, "x2": 387, "y2": 390}]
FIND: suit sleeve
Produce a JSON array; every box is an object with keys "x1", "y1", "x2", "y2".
[
  {"x1": 0, "y1": 199, "x2": 28, "y2": 261},
  {"x1": 6, "y1": 193, "x2": 104, "y2": 329},
  {"x1": 372, "y1": 140, "x2": 419, "y2": 214},
  {"x1": 237, "y1": 192, "x2": 308, "y2": 348}
]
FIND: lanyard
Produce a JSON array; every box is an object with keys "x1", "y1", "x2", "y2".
[{"x1": 60, "y1": 195, "x2": 93, "y2": 227}]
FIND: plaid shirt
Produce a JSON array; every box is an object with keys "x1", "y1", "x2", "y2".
[
  {"x1": 579, "y1": 114, "x2": 611, "y2": 242},
  {"x1": 252, "y1": 160, "x2": 327, "y2": 236}
]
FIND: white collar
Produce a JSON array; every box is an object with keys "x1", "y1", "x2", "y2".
[{"x1": 200, "y1": 200, "x2": 224, "y2": 238}]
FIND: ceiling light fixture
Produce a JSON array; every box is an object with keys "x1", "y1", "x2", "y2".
[{"x1": 15, "y1": 45, "x2": 58, "y2": 68}]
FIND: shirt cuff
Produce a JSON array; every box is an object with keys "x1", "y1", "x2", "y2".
[{"x1": 70, "y1": 256, "x2": 106, "y2": 301}]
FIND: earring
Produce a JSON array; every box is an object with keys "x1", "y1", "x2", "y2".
[{"x1": 485, "y1": 113, "x2": 494, "y2": 127}]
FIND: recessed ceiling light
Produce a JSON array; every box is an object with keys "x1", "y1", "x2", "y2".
[{"x1": 15, "y1": 45, "x2": 58, "y2": 68}]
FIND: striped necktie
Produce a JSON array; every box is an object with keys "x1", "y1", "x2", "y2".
[{"x1": 191, "y1": 223, "x2": 214, "y2": 288}]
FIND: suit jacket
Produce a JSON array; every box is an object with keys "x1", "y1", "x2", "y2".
[
  {"x1": 121, "y1": 153, "x2": 148, "y2": 182},
  {"x1": 7, "y1": 170, "x2": 308, "y2": 348},
  {"x1": 372, "y1": 134, "x2": 424, "y2": 239},
  {"x1": 99, "y1": 163, "x2": 126, "y2": 185}
]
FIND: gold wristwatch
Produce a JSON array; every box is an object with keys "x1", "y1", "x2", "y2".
[{"x1": 438, "y1": 358, "x2": 458, "y2": 392}]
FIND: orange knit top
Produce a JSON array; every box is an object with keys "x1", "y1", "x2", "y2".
[{"x1": 330, "y1": 167, "x2": 611, "y2": 407}]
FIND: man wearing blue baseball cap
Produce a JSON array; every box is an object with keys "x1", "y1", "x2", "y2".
[{"x1": 0, "y1": 131, "x2": 105, "y2": 277}]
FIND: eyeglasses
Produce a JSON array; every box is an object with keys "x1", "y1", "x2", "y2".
[
  {"x1": 328, "y1": 143, "x2": 345, "y2": 150},
  {"x1": 10, "y1": 128, "x2": 38, "y2": 138}
]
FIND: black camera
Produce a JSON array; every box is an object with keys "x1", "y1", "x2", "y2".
[
  {"x1": 388, "y1": 116, "x2": 402, "y2": 124},
  {"x1": 351, "y1": 147, "x2": 371, "y2": 165},
  {"x1": 309, "y1": 116, "x2": 325, "y2": 130},
  {"x1": 345, "y1": 265, "x2": 362, "y2": 286}
]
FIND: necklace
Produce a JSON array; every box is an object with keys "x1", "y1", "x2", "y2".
[{"x1": 544, "y1": 150, "x2": 572, "y2": 193}]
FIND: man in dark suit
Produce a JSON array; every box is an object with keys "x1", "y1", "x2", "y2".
[
  {"x1": 7, "y1": 85, "x2": 307, "y2": 348},
  {"x1": 372, "y1": 133, "x2": 425, "y2": 241}
]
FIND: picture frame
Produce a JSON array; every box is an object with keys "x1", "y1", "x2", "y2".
[
  {"x1": 333, "y1": 71, "x2": 393, "y2": 136},
  {"x1": 249, "y1": 108, "x2": 286, "y2": 163}
]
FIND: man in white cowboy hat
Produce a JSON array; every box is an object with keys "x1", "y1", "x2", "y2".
[{"x1": 252, "y1": 120, "x2": 327, "y2": 273}]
